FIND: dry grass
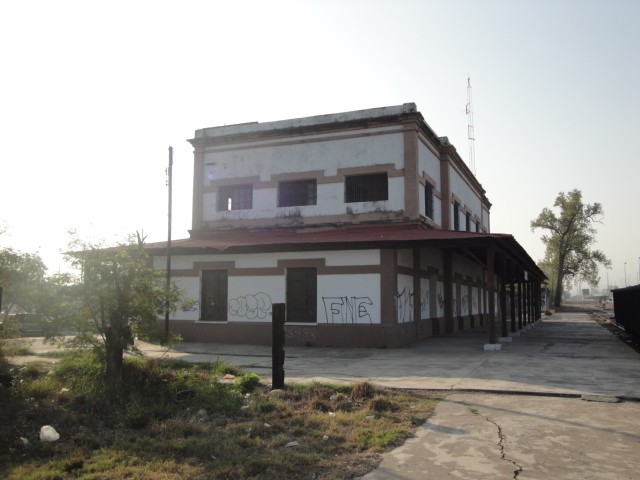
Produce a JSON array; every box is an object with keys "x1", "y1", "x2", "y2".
[{"x1": 0, "y1": 356, "x2": 442, "y2": 479}]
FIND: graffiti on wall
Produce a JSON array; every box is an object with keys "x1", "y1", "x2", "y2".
[
  {"x1": 461, "y1": 294, "x2": 470, "y2": 316},
  {"x1": 182, "y1": 300, "x2": 199, "y2": 312},
  {"x1": 396, "y1": 288, "x2": 413, "y2": 323},
  {"x1": 322, "y1": 296, "x2": 374, "y2": 324},
  {"x1": 420, "y1": 288, "x2": 429, "y2": 317},
  {"x1": 228, "y1": 292, "x2": 272, "y2": 319},
  {"x1": 285, "y1": 325, "x2": 316, "y2": 342},
  {"x1": 437, "y1": 290, "x2": 444, "y2": 316}
]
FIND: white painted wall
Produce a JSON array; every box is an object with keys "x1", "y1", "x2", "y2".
[
  {"x1": 418, "y1": 141, "x2": 441, "y2": 189},
  {"x1": 420, "y1": 277, "x2": 430, "y2": 319},
  {"x1": 449, "y1": 164, "x2": 484, "y2": 229},
  {"x1": 318, "y1": 274, "x2": 380, "y2": 324},
  {"x1": 397, "y1": 274, "x2": 414, "y2": 323},
  {"x1": 201, "y1": 130, "x2": 406, "y2": 222},
  {"x1": 227, "y1": 276, "x2": 283, "y2": 323},
  {"x1": 436, "y1": 281, "x2": 444, "y2": 317},
  {"x1": 153, "y1": 249, "x2": 381, "y2": 270},
  {"x1": 156, "y1": 250, "x2": 383, "y2": 325}
]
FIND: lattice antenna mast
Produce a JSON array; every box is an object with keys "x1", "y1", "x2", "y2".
[{"x1": 466, "y1": 77, "x2": 476, "y2": 176}]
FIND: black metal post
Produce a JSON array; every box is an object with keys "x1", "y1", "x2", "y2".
[{"x1": 272, "y1": 303, "x2": 285, "y2": 389}]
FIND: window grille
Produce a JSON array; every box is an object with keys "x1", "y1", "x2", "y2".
[
  {"x1": 345, "y1": 173, "x2": 388, "y2": 203},
  {"x1": 201, "y1": 270, "x2": 228, "y2": 321},
  {"x1": 279, "y1": 179, "x2": 317, "y2": 207},
  {"x1": 217, "y1": 184, "x2": 253, "y2": 211},
  {"x1": 286, "y1": 267, "x2": 317, "y2": 323}
]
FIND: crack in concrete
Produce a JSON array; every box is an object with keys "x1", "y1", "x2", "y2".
[{"x1": 485, "y1": 415, "x2": 523, "y2": 479}]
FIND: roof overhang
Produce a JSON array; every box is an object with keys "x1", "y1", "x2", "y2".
[{"x1": 146, "y1": 223, "x2": 546, "y2": 282}]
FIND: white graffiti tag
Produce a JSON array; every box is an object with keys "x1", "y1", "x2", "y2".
[{"x1": 228, "y1": 292, "x2": 272, "y2": 319}]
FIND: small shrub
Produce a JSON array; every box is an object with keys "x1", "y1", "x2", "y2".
[
  {"x1": 369, "y1": 396, "x2": 399, "y2": 413},
  {"x1": 252, "y1": 396, "x2": 278, "y2": 414},
  {"x1": 234, "y1": 373, "x2": 261, "y2": 394},
  {"x1": 352, "y1": 382, "x2": 377, "y2": 400},
  {"x1": 19, "y1": 362, "x2": 47, "y2": 380},
  {"x1": 330, "y1": 393, "x2": 353, "y2": 412},
  {"x1": 122, "y1": 401, "x2": 151, "y2": 429}
]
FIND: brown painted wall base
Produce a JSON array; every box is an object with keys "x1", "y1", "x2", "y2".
[{"x1": 161, "y1": 314, "x2": 490, "y2": 348}]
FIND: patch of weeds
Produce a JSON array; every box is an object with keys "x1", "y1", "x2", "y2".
[
  {"x1": 235, "y1": 372, "x2": 262, "y2": 394},
  {"x1": 1, "y1": 353, "x2": 444, "y2": 480},
  {"x1": 122, "y1": 401, "x2": 151, "y2": 429},
  {"x1": 369, "y1": 396, "x2": 399, "y2": 412},
  {"x1": 352, "y1": 428, "x2": 404, "y2": 451},
  {"x1": 468, "y1": 407, "x2": 479, "y2": 415},
  {"x1": 352, "y1": 381, "x2": 378, "y2": 400}
]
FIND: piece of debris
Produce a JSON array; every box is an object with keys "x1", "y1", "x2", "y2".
[
  {"x1": 222, "y1": 373, "x2": 236, "y2": 380},
  {"x1": 268, "y1": 389, "x2": 286, "y2": 397},
  {"x1": 196, "y1": 409, "x2": 210, "y2": 422},
  {"x1": 59, "y1": 388, "x2": 70, "y2": 394},
  {"x1": 365, "y1": 415, "x2": 376, "y2": 420},
  {"x1": 20, "y1": 437, "x2": 30, "y2": 446},
  {"x1": 285, "y1": 441, "x2": 299, "y2": 448},
  {"x1": 264, "y1": 423, "x2": 271, "y2": 428},
  {"x1": 39, "y1": 425, "x2": 60, "y2": 442},
  {"x1": 322, "y1": 435, "x2": 329, "y2": 442}
]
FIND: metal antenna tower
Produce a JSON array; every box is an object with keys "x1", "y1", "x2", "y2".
[{"x1": 466, "y1": 77, "x2": 476, "y2": 176}]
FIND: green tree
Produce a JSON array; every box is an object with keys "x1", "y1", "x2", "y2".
[
  {"x1": 64, "y1": 234, "x2": 189, "y2": 383},
  {"x1": 531, "y1": 189, "x2": 610, "y2": 307},
  {"x1": 0, "y1": 247, "x2": 48, "y2": 316}
]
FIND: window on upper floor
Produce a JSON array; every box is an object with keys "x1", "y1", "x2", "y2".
[
  {"x1": 217, "y1": 184, "x2": 253, "y2": 211},
  {"x1": 466, "y1": 212, "x2": 471, "y2": 231},
  {"x1": 345, "y1": 173, "x2": 388, "y2": 203},
  {"x1": 453, "y1": 202, "x2": 460, "y2": 231},
  {"x1": 476, "y1": 221, "x2": 480, "y2": 233},
  {"x1": 201, "y1": 270, "x2": 228, "y2": 321},
  {"x1": 425, "y1": 184, "x2": 434, "y2": 219},
  {"x1": 278, "y1": 179, "x2": 317, "y2": 207}
]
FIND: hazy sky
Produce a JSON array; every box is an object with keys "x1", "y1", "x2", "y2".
[{"x1": 1, "y1": 0, "x2": 638, "y2": 291}]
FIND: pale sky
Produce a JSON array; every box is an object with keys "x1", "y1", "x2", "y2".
[{"x1": 1, "y1": 0, "x2": 638, "y2": 291}]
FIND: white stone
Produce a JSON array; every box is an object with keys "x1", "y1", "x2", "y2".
[{"x1": 39, "y1": 425, "x2": 59, "y2": 442}]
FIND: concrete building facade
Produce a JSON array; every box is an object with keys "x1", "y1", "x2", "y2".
[{"x1": 148, "y1": 104, "x2": 544, "y2": 347}]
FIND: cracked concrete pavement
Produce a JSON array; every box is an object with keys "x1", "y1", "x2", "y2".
[{"x1": 363, "y1": 393, "x2": 640, "y2": 479}]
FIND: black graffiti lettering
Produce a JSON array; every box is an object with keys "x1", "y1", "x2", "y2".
[{"x1": 322, "y1": 296, "x2": 374, "y2": 324}]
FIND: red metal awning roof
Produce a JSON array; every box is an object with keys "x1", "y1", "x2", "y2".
[
  {"x1": 146, "y1": 223, "x2": 509, "y2": 251},
  {"x1": 145, "y1": 223, "x2": 544, "y2": 280}
]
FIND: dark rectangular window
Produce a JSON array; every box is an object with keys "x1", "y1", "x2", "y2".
[
  {"x1": 201, "y1": 270, "x2": 228, "y2": 321},
  {"x1": 453, "y1": 202, "x2": 460, "y2": 231},
  {"x1": 425, "y1": 184, "x2": 434, "y2": 219},
  {"x1": 286, "y1": 267, "x2": 317, "y2": 323},
  {"x1": 466, "y1": 212, "x2": 471, "y2": 231},
  {"x1": 476, "y1": 221, "x2": 480, "y2": 233},
  {"x1": 278, "y1": 179, "x2": 317, "y2": 207},
  {"x1": 217, "y1": 184, "x2": 253, "y2": 211},
  {"x1": 345, "y1": 173, "x2": 388, "y2": 203}
]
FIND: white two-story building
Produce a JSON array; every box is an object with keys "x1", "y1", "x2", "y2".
[{"x1": 148, "y1": 103, "x2": 545, "y2": 347}]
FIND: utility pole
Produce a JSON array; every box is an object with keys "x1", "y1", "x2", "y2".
[
  {"x1": 165, "y1": 146, "x2": 173, "y2": 337},
  {"x1": 466, "y1": 77, "x2": 476, "y2": 176}
]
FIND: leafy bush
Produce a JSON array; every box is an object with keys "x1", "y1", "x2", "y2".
[{"x1": 234, "y1": 373, "x2": 262, "y2": 394}]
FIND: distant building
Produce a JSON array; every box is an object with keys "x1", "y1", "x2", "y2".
[{"x1": 147, "y1": 104, "x2": 545, "y2": 347}]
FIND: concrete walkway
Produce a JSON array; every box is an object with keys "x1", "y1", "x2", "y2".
[{"x1": 140, "y1": 310, "x2": 640, "y2": 399}]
